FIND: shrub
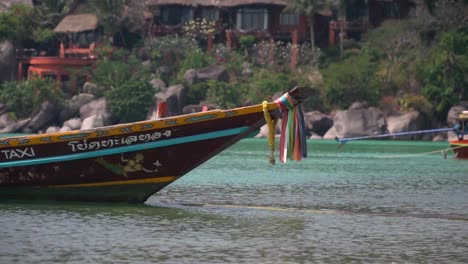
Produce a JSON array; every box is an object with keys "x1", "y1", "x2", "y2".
[
  {"x1": 104, "y1": 78, "x2": 155, "y2": 123},
  {"x1": 0, "y1": 78, "x2": 64, "y2": 118},
  {"x1": 322, "y1": 54, "x2": 382, "y2": 109},
  {"x1": 90, "y1": 48, "x2": 156, "y2": 122},
  {"x1": 239, "y1": 35, "x2": 256, "y2": 54},
  {"x1": 399, "y1": 94, "x2": 433, "y2": 115},
  {"x1": 421, "y1": 31, "x2": 468, "y2": 118},
  {"x1": 205, "y1": 80, "x2": 242, "y2": 109}
]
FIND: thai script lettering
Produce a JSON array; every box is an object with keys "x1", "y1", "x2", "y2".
[
  {"x1": 68, "y1": 130, "x2": 171, "y2": 152},
  {"x1": 1, "y1": 147, "x2": 36, "y2": 160}
]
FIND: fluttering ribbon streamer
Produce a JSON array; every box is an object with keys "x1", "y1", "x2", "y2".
[{"x1": 274, "y1": 92, "x2": 308, "y2": 163}]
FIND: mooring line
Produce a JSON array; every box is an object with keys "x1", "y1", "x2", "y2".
[{"x1": 374, "y1": 145, "x2": 465, "y2": 159}]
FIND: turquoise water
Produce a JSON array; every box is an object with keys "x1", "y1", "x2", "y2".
[{"x1": 1, "y1": 139, "x2": 467, "y2": 263}]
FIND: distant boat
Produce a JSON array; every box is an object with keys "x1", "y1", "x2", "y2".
[
  {"x1": 0, "y1": 86, "x2": 313, "y2": 203},
  {"x1": 450, "y1": 111, "x2": 468, "y2": 159}
]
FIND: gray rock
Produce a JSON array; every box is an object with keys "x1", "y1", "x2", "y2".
[
  {"x1": 81, "y1": 114, "x2": 104, "y2": 130},
  {"x1": 333, "y1": 107, "x2": 387, "y2": 139},
  {"x1": 0, "y1": 118, "x2": 31, "y2": 133},
  {"x1": 323, "y1": 126, "x2": 338, "y2": 140},
  {"x1": 154, "y1": 85, "x2": 186, "y2": 117},
  {"x1": 149, "y1": 78, "x2": 166, "y2": 91},
  {"x1": 184, "y1": 69, "x2": 198, "y2": 86},
  {"x1": 59, "y1": 126, "x2": 72, "y2": 132},
  {"x1": 63, "y1": 118, "x2": 82, "y2": 130},
  {"x1": 304, "y1": 111, "x2": 333, "y2": 136},
  {"x1": 196, "y1": 64, "x2": 228, "y2": 82},
  {"x1": 82, "y1": 82, "x2": 107, "y2": 96},
  {"x1": 447, "y1": 105, "x2": 468, "y2": 127},
  {"x1": 0, "y1": 41, "x2": 16, "y2": 82},
  {"x1": 27, "y1": 101, "x2": 58, "y2": 132},
  {"x1": 45, "y1": 126, "x2": 60, "y2": 133},
  {"x1": 0, "y1": 113, "x2": 14, "y2": 129},
  {"x1": 59, "y1": 93, "x2": 96, "y2": 122},
  {"x1": 387, "y1": 111, "x2": 428, "y2": 140},
  {"x1": 79, "y1": 98, "x2": 114, "y2": 125}
]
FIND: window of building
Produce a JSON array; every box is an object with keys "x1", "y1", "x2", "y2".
[
  {"x1": 280, "y1": 12, "x2": 299, "y2": 26},
  {"x1": 236, "y1": 8, "x2": 268, "y2": 30},
  {"x1": 161, "y1": 6, "x2": 193, "y2": 26},
  {"x1": 200, "y1": 7, "x2": 219, "y2": 21}
]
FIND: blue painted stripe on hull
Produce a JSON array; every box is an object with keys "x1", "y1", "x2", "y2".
[{"x1": 0, "y1": 127, "x2": 249, "y2": 168}]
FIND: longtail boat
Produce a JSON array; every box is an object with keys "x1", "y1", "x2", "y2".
[
  {"x1": 0, "y1": 87, "x2": 313, "y2": 203},
  {"x1": 450, "y1": 111, "x2": 468, "y2": 159}
]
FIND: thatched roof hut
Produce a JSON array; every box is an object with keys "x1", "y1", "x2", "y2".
[
  {"x1": 54, "y1": 13, "x2": 99, "y2": 33},
  {"x1": 145, "y1": 0, "x2": 290, "y2": 7}
]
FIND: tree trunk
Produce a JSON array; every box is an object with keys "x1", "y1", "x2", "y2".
[
  {"x1": 340, "y1": 21, "x2": 344, "y2": 60},
  {"x1": 309, "y1": 18, "x2": 316, "y2": 65}
]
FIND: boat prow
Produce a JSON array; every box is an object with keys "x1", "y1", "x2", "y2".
[
  {"x1": 450, "y1": 110, "x2": 468, "y2": 159},
  {"x1": 0, "y1": 86, "x2": 313, "y2": 203}
]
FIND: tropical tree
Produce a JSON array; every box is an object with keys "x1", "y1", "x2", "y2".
[
  {"x1": 291, "y1": 0, "x2": 332, "y2": 64},
  {"x1": 89, "y1": 0, "x2": 126, "y2": 45}
]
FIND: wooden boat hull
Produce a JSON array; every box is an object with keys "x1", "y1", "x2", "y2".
[
  {"x1": 0, "y1": 87, "x2": 313, "y2": 202},
  {"x1": 450, "y1": 140, "x2": 468, "y2": 159},
  {"x1": 0, "y1": 108, "x2": 265, "y2": 202}
]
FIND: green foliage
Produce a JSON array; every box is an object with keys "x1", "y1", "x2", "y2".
[
  {"x1": 399, "y1": 94, "x2": 433, "y2": 115},
  {"x1": 0, "y1": 78, "x2": 64, "y2": 118},
  {"x1": 144, "y1": 35, "x2": 199, "y2": 79},
  {"x1": 104, "y1": 78, "x2": 155, "y2": 123},
  {"x1": 244, "y1": 69, "x2": 295, "y2": 103},
  {"x1": 421, "y1": 31, "x2": 468, "y2": 117},
  {"x1": 0, "y1": 4, "x2": 36, "y2": 46},
  {"x1": 91, "y1": 48, "x2": 149, "y2": 91},
  {"x1": 90, "y1": 0, "x2": 125, "y2": 43},
  {"x1": 322, "y1": 54, "x2": 382, "y2": 109},
  {"x1": 178, "y1": 48, "x2": 215, "y2": 76},
  {"x1": 239, "y1": 35, "x2": 256, "y2": 53},
  {"x1": 205, "y1": 80, "x2": 242, "y2": 109},
  {"x1": 185, "y1": 82, "x2": 209, "y2": 106},
  {"x1": 90, "y1": 48, "x2": 156, "y2": 122},
  {"x1": 32, "y1": 28, "x2": 56, "y2": 44}
]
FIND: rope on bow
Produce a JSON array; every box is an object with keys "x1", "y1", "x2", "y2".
[{"x1": 262, "y1": 101, "x2": 278, "y2": 165}]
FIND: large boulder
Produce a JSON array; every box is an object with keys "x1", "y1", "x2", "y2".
[
  {"x1": 0, "y1": 118, "x2": 31, "y2": 133},
  {"x1": 149, "y1": 78, "x2": 167, "y2": 91},
  {"x1": 196, "y1": 64, "x2": 229, "y2": 82},
  {"x1": 386, "y1": 111, "x2": 428, "y2": 140},
  {"x1": 333, "y1": 106, "x2": 387, "y2": 139},
  {"x1": 447, "y1": 102, "x2": 468, "y2": 141},
  {"x1": 27, "y1": 101, "x2": 59, "y2": 132},
  {"x1": 80, "y1": 114, "x2": 104, "y2": 130},
  {"x1": 79, "y1": 98, "x2": 114, "y2": 126},
  {"x1": 62, "y1": 117, "x2": 82, "y2": 131},
  {"x1": 154, "y1": 85, "x2": 186, "y2": 117},
  {"x1": 447, "y1": 103, "x2": 468, "y2": 127},
  {"x1": 183, "y1": 69, "x2": 198, "y2": 86},
  {"x1": 59, "y1": 93, "x2": 96, "y2": 122},
  {"x1": 82, "y1": 82, "x2": 106, "y2": 96},
  {"x1": 303, "y1": 111, "x2": 333, "y2": 136},
  {"x1": 0, "y1": 41, "x2": 16, "y2": 82},
  {"x1": 0, "y1": 113, "x2": 14, "y2": 129}
]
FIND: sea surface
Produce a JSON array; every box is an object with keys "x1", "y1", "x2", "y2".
[{"x1": 1, "y1": 139, "x2": 467, "y2": 264}]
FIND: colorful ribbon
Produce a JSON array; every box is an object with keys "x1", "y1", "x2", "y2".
[{"x1": 274, "y1": 93, "x2": 308, "y2": 163}]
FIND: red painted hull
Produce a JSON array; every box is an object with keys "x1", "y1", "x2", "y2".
[
  {"x1": 450, "y1": 139, "x2": 468, "y2": 159},
  {"x1": 0, "y1": 87, "x2": 313, "y2": 202}
]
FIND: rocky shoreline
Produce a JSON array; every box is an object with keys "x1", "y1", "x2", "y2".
[{"x1": 0, "y1": 59, "x2": 467, "y2": 142}]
